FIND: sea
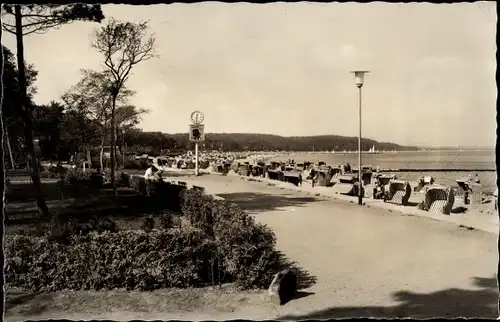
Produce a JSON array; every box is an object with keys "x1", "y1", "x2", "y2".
[{"x1": 268, "y1": 150, "x2": 497, "y2": 194}]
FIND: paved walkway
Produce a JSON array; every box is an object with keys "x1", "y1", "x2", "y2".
[{"x1": 175, "y1": 174, "x2": 499, "y2": 319}]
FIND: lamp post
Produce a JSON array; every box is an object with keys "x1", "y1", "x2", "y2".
[{"x1": 351, "y1": 70, "x2": 369, "y2": 205}]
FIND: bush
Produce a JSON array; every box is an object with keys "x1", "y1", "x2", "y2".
[
  {"x1": 130, "y1": 175, "x2": 147, "y2": 194},
  {"x1": 181, "y1": 189, "x2": 216, "y2": 236},
  {"x1": 159, "y1": 212, "x2": 174, "y2": 229},
  {"x1": 5, "y1": 229, "x2": 215, "y2": 291},
  {"x1": 130, "y1": 178, "x2": 186, "y2": 213},
  {"x1": 141, "y1": 216, "x2": 155, "y2": 231},
  {"x1": 118, "y1": 172, "x2": 131, "y2": 187},
  {"x1": 102, "y1": 169, "x2": 130, "y2": 187},
  {"x1": 180, "y1": 188, "x2": 281, "y2": 288},
  {"x1": 46, "y1": 213, "x2": 118, "y2": 244}
]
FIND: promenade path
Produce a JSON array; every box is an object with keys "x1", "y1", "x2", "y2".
[{"x1": 177, "y1": 174, "x2": 499, "y2": 319}]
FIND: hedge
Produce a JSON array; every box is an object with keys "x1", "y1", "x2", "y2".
[
  {"x1": 5, "y1": 230, "x2": 216, "y2": 291},
  {"x1": 181, "y1": 189, "x2": 281, "y2": 288},
  {"x1": 130, "y1": 176, "x2": 185, "y2": 213}
]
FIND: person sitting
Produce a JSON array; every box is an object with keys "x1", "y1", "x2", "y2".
[
  {"x1": 144, "y1": 164, "x2": 159, "y2": 182},
  {"x1": 373, "y1": 178, "x2": 385, "y2": 199}
]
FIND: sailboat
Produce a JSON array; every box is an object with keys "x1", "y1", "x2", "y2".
[{"x1": 366, "y1": 145, "x2": 380, "y2": 154}]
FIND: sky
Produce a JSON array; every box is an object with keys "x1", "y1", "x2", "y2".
[{"x1": 1, "y1": 2, "x2": 497, "y2": 148}]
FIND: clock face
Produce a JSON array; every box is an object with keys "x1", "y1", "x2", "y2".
[{"x1": 191, "y1": 111, "x2": 204, "y2": 124}]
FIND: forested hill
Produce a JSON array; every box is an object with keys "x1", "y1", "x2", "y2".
[{"x1": 159, "y1": 132, "x2": 419, "y2": 152}]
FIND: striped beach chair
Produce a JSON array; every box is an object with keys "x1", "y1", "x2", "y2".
[
  {"x1": 422, "y1": 185, "x2": 455, "y2": 215},
  {"x1": 332, "y1": 174, "x2": 359, "y2": 196},
  {"x1": 385, "y1": 180, "x2": 412, "y2": 205}
]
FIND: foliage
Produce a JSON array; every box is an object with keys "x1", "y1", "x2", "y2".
[
  {"x1": 180, "y1": 189, "x2": 280, "y2": 288},
  {"x1": 2, "y1": 4, "x2": 104, "y2": 36},
  {"x1": 5, "y1": 230, "x2": 215, "y2": 291},
  {"x1": 63, "y1": 168, "x2": 103, "y2": 189},
  {"x1": 181, "y1": 189, "x2": 216, "y2": 236},
  {"x1": 121, "y1": 130, "x2": 419, "y2": 155},
  {"x1": 45, "y1": 212, "x2": 118, "y2": 244},
  {"x1": 123, "y1": 158, "x2": 149, "y2": 170},
  {"x1": 141, "y1": 216, "x2": 155, "y2": 232},
  {"x1": 130, "y1": 175, "x2": 148, "y2": 195},
  {"x1": 158, "y1": 212, "x2": 175, "y2": 229},
  {"x1": 5, "y1": 184, "x2": 287, "y2": 291}
]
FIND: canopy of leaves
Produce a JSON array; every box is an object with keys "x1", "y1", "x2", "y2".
[
  {"x1": 2, "y1": 4, "x2": 104, "y2": 36},
  {"x1": 61, "y1": 69, "x2": 136, "y2": 126}
]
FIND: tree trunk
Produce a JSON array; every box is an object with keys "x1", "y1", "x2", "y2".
[
  {"x1": 99, "y1": 132, "x2": 105, "y2": 172},
  {"x1": 1, "y1": 17, "x2": 8, "y2": 226},
  {"x1": 86, "y1": 147, "x2": 91, "y2": 167},
  {"x1": 114, "y1": 126, "x2": 118, "y2": 170},
  {"x1": 4, "y1": 122, "x2": 15, "y2": 170},
  {"x1": 110, "y1": 96, "x2": 117, "y2": 198},
  {"x1": 15, "y1": 5, "x2": 50, "y2": 217}
]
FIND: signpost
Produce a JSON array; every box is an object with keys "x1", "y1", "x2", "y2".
[{"x1": 189, "y1": 111, "x2": 205, "y2": 176}]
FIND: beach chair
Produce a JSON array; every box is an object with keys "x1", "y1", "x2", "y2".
[
  {"x1": 384, "y1": 180, "x2": 412, "y2": 206},
  {"x1": 284, "y1": 170, "x2": 302, "y2": 186},
  {"x1": 456, "y1": 178, "x2": 482, "y2": 206},
  {"x1": 237, "y1": 164, "x2": 250, "y2": 176},
  {"x1": 421, "y1": 185, "x2": 455, "y2": 215},
  {"x1": 332, "y1": 174, "x2": 358, "y2": 196}
]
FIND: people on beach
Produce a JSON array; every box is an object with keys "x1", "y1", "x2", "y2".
[{"x1": 373, "y1": 177, "x2": 385, "y2": 199}]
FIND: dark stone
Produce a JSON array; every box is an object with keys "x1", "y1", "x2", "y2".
[{"x1": 268, "y1": 269, "x2": 297, "y2": 305}]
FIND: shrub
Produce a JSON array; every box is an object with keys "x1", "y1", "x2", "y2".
[
  {"x1": 159, "y1": 212, "x2": 174, "y2": 229},
  {"x1": 130, "y1": 175, "x2": 147, "y2": 194},
  {"x1": 61, "y1": 169, "x2": 103, "y2": 195},
  {"x1": 63, "y1": 168, "x2": 92, "y2": 185},
  {"x1": 46, "y1": 213, "x2": 118, "y2": 244},
  {"x1": 5, "y1": 230, "x2": 216, "y2": 291},
  {"x1": 181, "y1": 189, "x2": 216, "y2": 236},
  {"x1": 101, "y1": 169, "x2": 130, "y2": 187},
  {"x1": 141, "y1": 216, "x2": 155, "y2": 231},
  {"x1": 180, "y1": 187, "x2": 282, "y2": 288},
  {"x1": 118, "y1": 172, "x2": 131, "y2": 187}
]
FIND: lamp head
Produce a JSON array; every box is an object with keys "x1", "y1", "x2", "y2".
[{"x1": 351, "y1": 70, "x2": 369, "y2": 88}]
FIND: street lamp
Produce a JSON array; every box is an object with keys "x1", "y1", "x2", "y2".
[{"x1": 351, "y1": 70, "x2": 369, "y2": 205}]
